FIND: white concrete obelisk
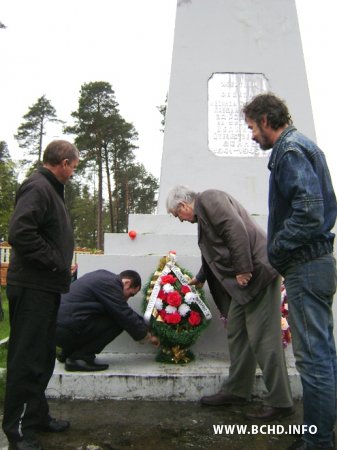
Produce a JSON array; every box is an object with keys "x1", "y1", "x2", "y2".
[{"x1": 157, "y1": 0, "x2": 315, "y2": 216}]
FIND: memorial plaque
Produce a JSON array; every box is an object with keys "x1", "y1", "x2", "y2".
[{"x1": 208, "y1": 73, "x2": 269, "y2": 157}]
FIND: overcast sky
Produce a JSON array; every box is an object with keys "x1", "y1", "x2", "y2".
[{"x1": 1, "y1": 0, "x2": 336, "y2": 187}]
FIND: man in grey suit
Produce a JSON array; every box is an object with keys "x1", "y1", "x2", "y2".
[{"x1": 166, "y1": 185, "x2": 293, "y2": 421}]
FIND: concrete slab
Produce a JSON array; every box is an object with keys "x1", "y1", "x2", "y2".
[
  {"x1": 128, "y1": 214, "x2": 197, "y2": 236},
  {"x1": 47, "y1": 352, "x2": 302, "y2": 401},
  {"x1": 104, "y1": 233, "x2": 200, "y2": 256}
]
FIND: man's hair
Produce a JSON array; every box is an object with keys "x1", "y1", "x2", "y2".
[
  {"x1": 166, "y1": 185, "x2": 196, "y2": 213},
  {"x1": 43, "y1": 140, "x2": 80, "y2": 166},
  {"x1": 119, "y1": 270, "x2": 142, "y2": 289},
  {"x1": 243, "y1": 93, "x2": 292, "y2": 130}
]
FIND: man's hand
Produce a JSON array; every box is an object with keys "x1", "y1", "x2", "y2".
[
  {"x1": 189, "y1": 277, "x2": 205, "y2": 289},
  {"x1": 236, "y1": 272, "x2": 252, "y2": 287},
  {"x1": 148, "y1": 333, "x2": 160, "y2": 347}
]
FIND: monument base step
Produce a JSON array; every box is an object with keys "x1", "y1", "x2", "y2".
[{"x1": 47, "y1": 353, "x2": 302, "y2": 401}]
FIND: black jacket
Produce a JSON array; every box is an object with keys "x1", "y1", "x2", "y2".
[
  {"x1": 7, "y1": 167, "x2": 74, "y2": 293},
  {"x1": 57, "y1": 270, "x2": 148, "y2": 341}
]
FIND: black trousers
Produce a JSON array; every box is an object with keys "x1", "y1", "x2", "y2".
[
  {"x1": 56, "y1": 317, "x2": 122, "y2": 362},
  {"x1": 2, "y1": 285, "x2": 60, "y2": 442}
]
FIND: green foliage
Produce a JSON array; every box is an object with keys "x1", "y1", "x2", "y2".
[
  {"x1": 65, "y1": 81, "x2": 134, "y2": 247},
  {"x1": 15, "y1": 95, "x2": 62, "y2": 164},
  {"x1": 65, "y1": 81, "x2": 158, "y2": 246},
  {"x1": 0, "y1": 288, "x2": 9, "y2": 399},
  {"x1": 0, "y1": 82, "x2": 160, "y2": 250},
  {"x1": 143, "y1": 259, "x2": 210, "y2": 364},
  {"x1": 157, "y1": 95, "x2": 167, "y2": 132},
  {"x1": 0, "y1": 288, "x2": 10, "y2": 341},
  {"x1": 113, "y1": 162, "x2": 159, "y2": 232},
  {"x1": 0, "y1": 142, "x2": 17, "y2": 240},
  {"x1": 65, "y1": 178, "x2": 110, "y2": 248}
]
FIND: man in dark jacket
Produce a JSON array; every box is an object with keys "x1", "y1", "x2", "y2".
[
  {"x1": 244, "y1": 93, "x2": 337, "y2": 450},
  {"x1": 56, "y1": 269, "x2": 159, "y2": 371},
  {"x1": 167, "y1": 186, "x2": 293, "y2": 421},
  {"x1": 3, "y1": 140, "x2": 79, "y2": 450}
]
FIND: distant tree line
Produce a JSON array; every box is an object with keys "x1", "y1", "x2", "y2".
[{"x1": 0, "y1": 81, "x2": 164, "y2": 250}]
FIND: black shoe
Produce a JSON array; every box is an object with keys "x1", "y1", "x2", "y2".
[
  {"x1": 200, "y1": 391, "x2": 248, "y2": 406},
  {"x1": 56, "y1": 348, "x2": 67, "y2": 363},
  {"x1": 38, "y1": 417, "x2": 70, "y2": 432},
  {"x1": 9, "y1": 438, "x2": 44, "y2": 450},
  {"x1": 245, "y1": 405, "x2": 294, "y2": 421},
  {"x1": 65, "y1": 357, "x2": 109, "y2": 372}
]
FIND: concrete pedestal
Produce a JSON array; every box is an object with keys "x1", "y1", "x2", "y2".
[{"x1": 47, "y1": 352, "x2": 302, "y2": 401}]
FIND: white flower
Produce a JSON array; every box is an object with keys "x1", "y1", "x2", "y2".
[
  {"x1": 184, "y1": 292, "x2": 197, "y2": 304},
  {"x1": 155, "y1": 299, "x2": 163, "y2": 311},
  {"x1": 281, "y1": 317, "x2": 289, "y2": 331},
  {"x1": 168, "y1": 252, "x2": 177, "y2": 263},
  {"x1": 163, "y1": 283, "x2": 174, "y2": 293},
  {"x1": 178, "y1": 303, "x2": 191, "y2": 317},
  {"x1": 165, "y1": 305, "x2": 177, "y2": 314}
]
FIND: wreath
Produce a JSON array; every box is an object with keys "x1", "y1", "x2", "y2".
[
  {"x1": 143, "y1": 251, "x2": 212, "y2": 364},
  {"x1": 281, "y1": 282, "x2": 291, "y2": 348}
]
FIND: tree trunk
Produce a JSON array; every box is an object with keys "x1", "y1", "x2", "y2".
[
  {"x1": 104, "y1": 145, "x2": 114, "y2": 233},
  {"x1": 97, "y1": 148, "x2": 104, "y2": 250}
]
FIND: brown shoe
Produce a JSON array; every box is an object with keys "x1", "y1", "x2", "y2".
[
  {"x1": 200, "y1": 391, "x2": 247, "y2": 406},
  {"x1": 245, "y1": 405, "x2": 294, "y2": 421}
]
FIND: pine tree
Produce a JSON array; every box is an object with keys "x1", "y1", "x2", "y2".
[{"x1": 15, "y1": 95, "x2": 62, "y2": 165}]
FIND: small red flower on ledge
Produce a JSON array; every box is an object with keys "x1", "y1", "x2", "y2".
[{"x1": 128, "y1": 230, "x2": 137, "y2": 240}]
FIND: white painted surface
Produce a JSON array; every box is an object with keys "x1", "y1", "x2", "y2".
[
  {"x1": 157, "y1": 0, "x2": 315, "y2": 214},
  {"x1": 48, "y1": 352, "x2": 301, "y2": 401}
]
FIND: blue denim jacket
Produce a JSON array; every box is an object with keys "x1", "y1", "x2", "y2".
[{"x1": 267, "y1": 126, "x2": 337, "y2": 275}]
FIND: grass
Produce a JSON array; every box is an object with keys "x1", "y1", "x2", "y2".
[
  {"x1": 0, "y1": 287, "x2": 9, "y2": 402},
  {"x1": 0, "y1": 287, "x2": 10, "y2": 339}
]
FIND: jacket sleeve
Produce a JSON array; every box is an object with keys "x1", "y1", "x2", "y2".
[
  {"x1": 94, "y1": 278, "x2": 148, "y2": 341},
  {"x1": 199, "y1": 191, "x2": 253, "y2": 274},
  {"x1": 272, "y1": 149, "x2": 324, "y2": 254},
  {"x1": 196, "y1": 266, "x2": 206, "y2": 283},
  {"x1": 8, "y1": 182, "x2": 64, "y2": 271}
]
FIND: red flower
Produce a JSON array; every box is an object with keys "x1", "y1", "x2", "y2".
[
  {"x1": 160, "y1": 274, "x2": 177, "y2": 285},
  {"x1": 282, "y1": 329, "x2": 291, "y2": 348},
  {"x1": 157, "y1": 290, "x2": 167, "y2": 301},
  {"x1": 167, "y1": 291, "x2": 182, "y2": 307},
  {"x1": 181, "y1": 285, "x2": 191, "y2": 294},
  {"x1": 165, "y1": 312, "x2": 182, "y2": 324},
  {"x1": 188, "y1": 310, "x2": 201, "y2": 326},
  {"x1": 159, "y1": 309, "x2": 167, "y2": 320}
]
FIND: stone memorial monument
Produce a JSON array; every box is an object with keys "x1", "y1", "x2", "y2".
[
  {"x1": 157, "y1": 0, "x2": 315, "y2": 216},
  {"x1": 48, "y1": 0, "x2": 315, "y2": 400}
]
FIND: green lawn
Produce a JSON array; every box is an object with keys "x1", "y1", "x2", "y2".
[
  {"x1": 0, "y1": 287, "x2": 10, "y2": 339},
  {"x1": 0, "y1": 287, "x2": 9, "y2": 366},
  {"x1": 0, "y1": 287, "x2": 9, "y2": 402}
]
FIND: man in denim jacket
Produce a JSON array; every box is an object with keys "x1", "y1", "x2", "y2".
[{"x1": 244, "y1": 93, "x2": 337, "y2": 450}]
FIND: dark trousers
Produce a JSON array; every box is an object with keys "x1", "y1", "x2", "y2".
[
  {"x1": 2, "y1": 285, "x2": 60, "y2": 442},
  {"x1": 56, "y1": 317, "x2": 122, "y2": 362}
]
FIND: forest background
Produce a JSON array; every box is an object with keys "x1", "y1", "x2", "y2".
[
  {"x1": 0, "y1": 81, "x2": 162, "y2": 250},
  {"x1": 1, "y1": 0, "x2": 337, "y2": 251}
]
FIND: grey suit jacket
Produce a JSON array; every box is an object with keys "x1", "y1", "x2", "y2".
[{"x1": 195, "y1": 190, "x2": 278, "y2": 306}]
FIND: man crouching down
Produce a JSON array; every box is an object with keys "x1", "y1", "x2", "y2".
[{"x1": 56, "y1": 269, "x2": 159, "y2": 371}]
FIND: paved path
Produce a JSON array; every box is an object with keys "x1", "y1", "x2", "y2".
[{"x1": 1, "y1": 399, "x2": 308, "y2": 449}]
